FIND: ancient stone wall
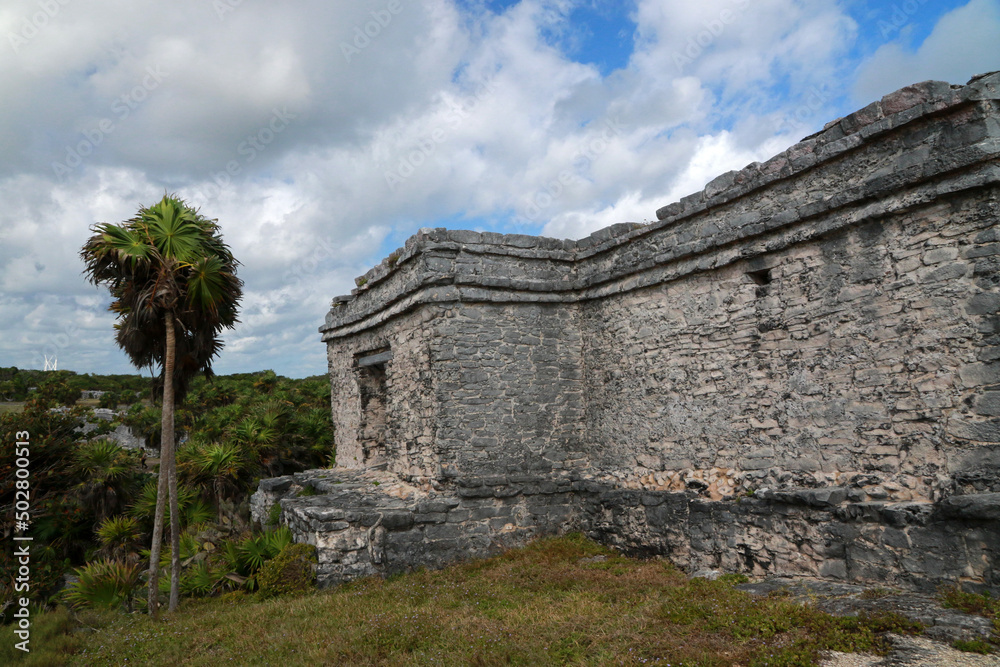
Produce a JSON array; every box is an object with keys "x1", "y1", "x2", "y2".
[
  {"x1": 254, "y1": 72, "x2": 1000, "y2": 594},
  {"x1": 253, "y1": 469, "x2": 1000, "y2": 593},
  {"x1": 428, "y1": 302, "x2": 587, "y2": 478},
  {"x1": 326, "y1": 307, "x2": 439, "y2": 476},
  {"x1": 251, "y1": 469, "x2": 586, "y2": 588},
  {"x1": 586, "y1": 487, "x2": 1000, "y2": 594},
  {"x1": 581, "y1": 190, "x2": 1000, "y2": 503}
]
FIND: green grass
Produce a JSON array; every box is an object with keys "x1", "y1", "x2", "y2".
[
  {"x1": 953, "y1": 638, "x2": 995, "y2": 654},
  {"x1": 939, "y1": 585, "x2": 1000, "y2": 652},
  {"x1": 2, "y1": 534, "x2": 923, "y2": 666},
  {"x1": 859, "y1": 587, "x2": 894, "y2": 600}
]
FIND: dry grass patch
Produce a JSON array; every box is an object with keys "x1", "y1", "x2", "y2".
[{"x1": 3, "y1": 533, "x2": 921, "y2": 666}]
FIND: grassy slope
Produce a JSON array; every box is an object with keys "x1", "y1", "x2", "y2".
[{"x1": 3, "y1": 534, "x2": 922, "y2": 667}]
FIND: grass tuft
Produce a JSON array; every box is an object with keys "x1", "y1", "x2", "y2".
[
  {"x1": 954, "y1": 638, "x2": 995, "y2": 654},
  {"x1": 859, "y1": 587, "x2": 893, "y2": 600}
]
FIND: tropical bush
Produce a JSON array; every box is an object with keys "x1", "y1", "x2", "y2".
[
  {"x1": 177, "y1": 440, "x2": 254, "y2": 510},
  {"x1": 96, "y1": 515, "x2": 142, "y2": 562},
  {"x1": 72, "y1": 440, "x2": 145, "y2": 523},
  {"x1": 1, "y1": 404, "x2": 109, "y2": 607},
  {"x1": 62, "y1": 559, "x2": 143, "y2": 611},
  {"x1": 211, "y1": 526, "x2": 295, "y2": 593},
  {"x1": 258, "y1": 542, "x2": 317, "y2": 597},
  {"x1": 129, "y1": 480, "x2": 214, "y2": 529}
]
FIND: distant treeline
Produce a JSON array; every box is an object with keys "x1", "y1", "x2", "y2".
[{"x1": 0, "y1": 367, "x2": 151, "y2": 404}]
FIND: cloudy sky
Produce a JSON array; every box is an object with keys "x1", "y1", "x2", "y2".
[{"x1": 1, "y1": 0, "x2": 997, "y2": 378}]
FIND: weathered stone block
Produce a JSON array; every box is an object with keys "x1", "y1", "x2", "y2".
[{"x1": 939, "y1": 493, "x2": 1000, "y2": 521}]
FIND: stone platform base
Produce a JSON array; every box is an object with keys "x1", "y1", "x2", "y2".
[{"x1": 251, "y1": 470, "x2": 1000, "y2": 594}]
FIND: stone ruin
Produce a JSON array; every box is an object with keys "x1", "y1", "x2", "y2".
[{"x1": 252, "y1": 73, "x2": 1000, "y2": 594}]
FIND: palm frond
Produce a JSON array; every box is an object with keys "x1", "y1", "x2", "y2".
[{"x1": 80, "y1": 193, "x2": 243, "y2": 397}]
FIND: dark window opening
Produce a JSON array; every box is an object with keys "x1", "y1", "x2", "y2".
[
  {"x1": 355, "y1": 348, "x2": 390, "y2": 469},
  {"x1": 747, "y1": 269, "x2": 772, "y2": 286}
]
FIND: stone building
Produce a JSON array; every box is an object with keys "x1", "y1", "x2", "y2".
[{"x1": 253, "y1": 73, "x2": 1000, "y2": 593}]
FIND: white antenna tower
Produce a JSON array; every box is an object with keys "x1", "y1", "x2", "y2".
[{"x1": 44, "y1": 355, "x2": 58, "y2": 371}]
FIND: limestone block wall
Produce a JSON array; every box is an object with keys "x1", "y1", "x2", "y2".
[
  {"x1": 325, "y1": 299, "x2": 587, "y2": 479},
  {"x1": 581, "y1": 190, "x2": 1000, "y2": 502},
  {"x1": 428, "y1": 302, "x2": 587, "y2": 478},
  {"x1": 253, "y1": 470, "x2": 1000, "y2": 594},
  {"x1": 586, "y1": 488, "x2": 1000, "y2": 594},
  {"x1": 251, "y1": 469, "x2": 586, "y2": 588},
  {"x1": 282, "y1": 73, "x2": 1000, "y2": 594},
  {"x1": 325, "y1": 307, "x2": 440, "y2": 477}
]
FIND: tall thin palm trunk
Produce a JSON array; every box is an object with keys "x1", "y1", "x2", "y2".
[
  {"x1": 163, "y1": 314, "x2": 181, "y2": 612},
  {"x1": 147, "y1": 420, "x2": 169, "y2": 618},
  {"x1": 148, "y1": 313, "x2": 181, "y2": 617}
]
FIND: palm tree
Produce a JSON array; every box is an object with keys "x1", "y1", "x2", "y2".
[
  {"x1": 81, "y1": 194, "x2": 242, "y2": 616},
  {"x1": 71, "y1": 439, "x2": 143, "y2": 523},
  {"x1": 227, "y1": 415, "x2": 281, "y2": 475},
  {"x1": 191, "y1": 441, "x2": 250, "y2": 513}
]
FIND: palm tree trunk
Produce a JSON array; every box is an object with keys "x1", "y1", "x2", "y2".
[
  {"x1": 216, "y1": 478, "x2": 224, "y2": 523},
  {"x1": 147, "y1": 415, "x2": 169, "y2": 618},
  {"x1": 163, "y1": 314, "x2": 182, "y2": 612}
]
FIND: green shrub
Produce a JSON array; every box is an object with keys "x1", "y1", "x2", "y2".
[
  {"x1": 264, "y1": 525, "x2": 293, "y2": 554},
  {"x1": 62, "y1": 559, "x2": 142, "y2": 610},
  {"x1": 95, "y1": 515, "x2": 141, "y2": 561},
  {"x1": 939, "y1": 585, "x2": 1000, "y2": 618},
  {"x1": 257, "y1": 542, "x2": 317, "y2": 598},
  {"x1": 266, "y1": 502, "x2": 282, "y2": 526},
  {"x1": 180, "y1": 561, "x2": 224, "y2": 597},
  {"x1": 954, "y1": 638, "x2": 994, "y2": 654},
  {"x1": 212, "y1": 525, "x2": 295, "y2": 592},
  {"x1": 129, "y1": 480, "x2": 213, "y2": 527}
]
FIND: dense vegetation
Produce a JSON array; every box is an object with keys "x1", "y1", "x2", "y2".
[
  {"x1": 0, "y1": 368, "x2": 150, "y2": 406},
  {"x1": 2, "y1": 533, "x2": 929, "y2": 666},
  {"x1": 0, "y1": 370, "x2": 332, "y2": 618}
]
